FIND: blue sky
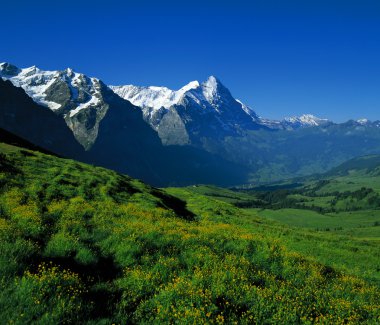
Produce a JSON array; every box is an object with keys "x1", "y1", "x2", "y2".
[{"x1": 1, "y1": 0, "x2": 379, "y2": 121}]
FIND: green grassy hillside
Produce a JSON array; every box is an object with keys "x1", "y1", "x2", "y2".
[
  {"x1": 0, "y1": 143, "x2": 379, "y2": 324},
  {"x1": 229, "y1": 154, "x2": 380, "y2": 215}
]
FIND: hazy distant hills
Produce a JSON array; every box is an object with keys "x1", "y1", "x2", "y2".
[{"x1": 1, "y1": 62, "x2": 380, "y2": 185}]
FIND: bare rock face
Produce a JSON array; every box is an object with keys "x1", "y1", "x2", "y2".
[
  {"x1": 3, "y1": 62, "x2": 380, "y2": 186},
  {"x1": 112, "y1": 76, "x2": 265, "y2": 146},
  {"x1": 0, "y1": 64, "x2": 112, "y2": 150},
  {"x1": 0, "y1": 78, "x2": 84, "y2": 158},
  {"x1": 0, "y1": 67, "x2": 250, "y2": 187}
]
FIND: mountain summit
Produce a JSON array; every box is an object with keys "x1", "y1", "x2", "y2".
[
  {"x1": 110, "y1": 76, "x2": 337, "y2": 144},
  {"x1": 1, "y1": 62, "x2": 335, "y2": 147},
  {"x1": 1, "y1": 62, "x2": 380, "y2": 185},
  {"x1": 111, "y1": 75, "x2": 264, "y2": 145},
  {"x1": 0, "y1": 62, "x2": 110, "y2": 149}
]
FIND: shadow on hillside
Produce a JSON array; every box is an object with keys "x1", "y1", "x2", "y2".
[
  {"x1": 36, "y1": 254, "x2": 122, "y2": 320},
  {"x1": 150, "y1": 188, "x2": 196, "y2": 221}
]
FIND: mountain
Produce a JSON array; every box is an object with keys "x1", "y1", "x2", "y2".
[
  {"x1": 111, "y1": 76, "x2": 265, "y2": 146},
  {"x1": 234, "y1": 151, "x2": 380, "y2": 214},
  {"x1": 222, "y1": 121, "x2": 380, "y2": 184},
  {"x1": 0, "y1": 63, "x2": 262, "y2": 145},
  {"x1": 2, "y1": 62, "x2": 380, "y2": 186},
  {"x1": 0, "y1": 69, "x2": 249, "y2": 186},
  {"x1": 281, "y1": 114, "x2": 332, "y2": 129},
  {"x1": 0, "y1": 78, "x2": 84, "y2": 158},
  {"x1": 0, "y1": 62, "x2": 111, "y2": 150},
  {"x1": 111, "y1": 78, "x2": 336, "y2": 135},
  {"x1": 80, "y1": 86, "x2": 250, "y2": 186},
  {"x1": 112, "y1": 73, "x2": 380, "y2": 183},
  {"x1": 323, "y1": 154, "x2": 380, "y2": 177},
  {"x1": 0, "y1": 62, "x2": 338, "y2": 147}
]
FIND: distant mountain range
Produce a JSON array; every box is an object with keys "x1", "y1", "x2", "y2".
[
  {"x1": 111, "y1": 78, "x2": 334, "y2": 137},
  {"x1": 0, "y1": 62, "x2": 339, "y2": 147},
  {"x1": 0, "y1": 66, "x2": 249, "y2": 186},
  {"x1": 1, "y1": 62, "x2": 380, "y2": 186}
]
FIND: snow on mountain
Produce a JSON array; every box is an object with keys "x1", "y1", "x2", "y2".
[
  {"x1": 284, "y1": 114, "x2": 329, "y2": 126},
  {"x1": 0, "y1": 63, "x2": 62, "y2": 110},
  {"x1": 258, "y1": 118, "x2": 284, "y2": 129},
  {"x1": 257, "y1": 114, "x2": 332, "y2": 130},
  {"x1": 3, "y1": 61, "x2": 376, "y2": 148},
  {"x1": 1, "y1": 62, "x2": 334, "y2": 134},
  {"x1": 109, "y1": 80, "x2": 200, "y2": 111},
  {"x1": 357, "y1": 118, "x2": 370, "y2": 125},
  {"x1": 110, "y1": 77, "x2": 232, "y2": 111},
  {"x1": 349, "y1": 119, "x2": 380, "y2": 128},
  {"x1": 0, "y1": 62, "x2": 104, "y2": 116},
  {"x1": 111, "y1": 76, "x2": 260, "y2": 121},
  {"x1": 0, "y1": 62, "x2": 109, "y2": 149},
  {"x1": 201, "y1": 76, "x2": 219, "y2": 104},
  {"x1": 69, "y1": 94, "x2": 101, "y2": 117},
  {"x1": 111, "y1": 77, "x2": 336, "y2": 132},
  {"x1": 111, "y1": 76, "x2": 265, "y2": 144},
  {"x1": 282, "y1": 114, "x2": 331, "y2": 129}
]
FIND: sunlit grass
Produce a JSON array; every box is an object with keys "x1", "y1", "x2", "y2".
[{"x1": 0, "y1": 142, "x2": 379, "y2": 323}]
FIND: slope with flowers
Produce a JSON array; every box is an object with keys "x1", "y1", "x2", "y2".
[{"x1": 0, "y1": 140, "x2": 378, "y2": 323}]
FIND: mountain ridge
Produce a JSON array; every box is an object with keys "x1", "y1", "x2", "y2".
[
  {"x1": 0, "y1": 77, "x2": 250, "y2": 186},
  {"x1": 3, "y1": 62, "x2": 378, "y2": 139},
  {"x1": 2, "y1": 62, "x2": 380, "y2": 186},
  {"x1": 1, "y1": 62, "x2": 342, "y2": 136}
]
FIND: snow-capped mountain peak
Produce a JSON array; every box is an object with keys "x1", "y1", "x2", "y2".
[
  {"x1": 111, "y1": 75, "x2": 264, "y2": 142},
  {"x1": 4, "y1": 62, "x2": 360, "y2": 150},
  {"x1": 111, "y1": 76, "x2": 235, "y2": 112},
  {"x1": 201, "y1": 76, "x2": 224, "y2": 104},
  {"x1": 261, "y1": 114, "x2": 332, "y2": 130},
  {"x1": 0, "y1": 62, "x2": 104, "y2": 113},
  {"x1": 0, "y1": 63, "x2": 112, "y2": 149},
  {"x1": 110, "y1": 79, "x2": 201, "y2": 111},
  {"x1": 0, "y1": 62, "x2": 21, "y2": 76},
  {"x1": 203, "y1": 75, "x2": 219, "y2": 89},
  {"x1": 181, "y1": 80, "x2": 200, "y2": 92},
  {"x1": 1, "y1": 63, "x2": 62, "y2": 110},
  {"x1": 357, "y1": 118, "x2": 370, "y2": 125},
  {"x1": 283, "y1": 114, "x2": 330, "y2": 127}
]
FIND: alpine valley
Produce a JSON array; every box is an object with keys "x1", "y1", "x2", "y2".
[
  {"x1": 0, "y1": 62, "x2": 379, "y2": 324},
  {"x1": 1, "y1": 62, "x2": 380, "y2": 186},
  {"x1": 3, "y1": 1, "x2": 380, "y2": 323}
]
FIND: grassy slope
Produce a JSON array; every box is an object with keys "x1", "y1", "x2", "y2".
[
  {"x1": 0, "y1": 143, "x2": 379, "y2": 324},
  {"x1": 225, "y1": 155, "x2": 380, "y2": 237},
  {"x1": 173, "y1": 185, "x2": 380, "y2": 283},
  {"x1": 252, "y1": 208, "x2": 380, "y2": 231}
]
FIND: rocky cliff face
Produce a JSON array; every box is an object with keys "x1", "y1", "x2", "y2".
[
  {"x1": 0, "y1": 72, "x2": 249, "y2": 187},
  {"x1": 3, "y1": 62, "x2": 380, "y2": 186},
  {"x1": 1, "y1": 62, "x2": 336, "y2": 150},
  {"x1": 0, "y1": 63, "x2": 110, "y2": 149},
  {"x1": 0, "y1": 78, "x2": 84, "y2": 158},
  {"x1": 111, "y1": 76, "x2": 266, "y2": 145}
]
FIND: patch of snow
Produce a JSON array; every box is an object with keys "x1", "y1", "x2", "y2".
[
  {"x1": 259, "y1": 118, "x2": 284, "y2": 129},
  {"x1": 236, "y1": 99, "x2": 253, "y2": 114},
  {"x1": 0, "y1": 63, "x2": 62, "y2": 110},
  {"x1": 70, "y1": 95, "x2": 100, "y2": 117},
  {"x1": 283, "y1": 114, "x2": 330, "y2": 127},
  {"x1": 181, "y1": 80, "x2": 200, "y2": 92},
  {"x1": 201, "y1": 76, "x2": 219, "y2": 103},
  {"x1": 357, "y1": 118, "x2": 370, "y2": 125},
  {"x1": 0, "y1": 63, "x2": 105, "y2": 117},
  {"x1": 110, "y1": 79, "x2": 201, "y2": 111}
]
